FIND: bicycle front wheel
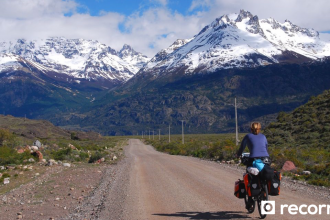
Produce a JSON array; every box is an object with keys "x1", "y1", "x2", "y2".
[
  {"x1": 244, "y1": 194, "x2": 255, "y2": 213},
  {"x1": 257, "y1": 183, "x2": 269, "y2": 219}
]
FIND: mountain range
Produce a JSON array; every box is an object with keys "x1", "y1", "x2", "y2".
[
  {"x1": 0, "y1": 38, "x2": 149, "y2": 84},
  {"x1": 1, "y1": 10, "x2": 330, "y2": 135}
]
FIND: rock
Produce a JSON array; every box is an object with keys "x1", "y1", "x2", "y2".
[
  {"x1": 302, "y1": 171, "x2": 311, "y2": 175},
  {"x1": 3, "y1": 178, "x2": 10, "y2": 185},
  {"x1": 33, "y1": 140, "x2": 42, "y2": 148},
  {"x1": 6, "y1": 165, "x2": 15, "y2": 170},
  {"x1": 31, "y1": 146, "x2": 39, "y2": 151},
  {"x1": 28, "y1": 158, "x2": 35, "y2": 163},
  {"x1": 113, "y1": 156, "x2": 117, "y2": 160},
  {"x1": 17, "y1": 148, "x2": 25, "y2": 154},
  {"x1": 41, "y1": 159, "x2": 47, "y2": 163},
  {"x1": 0, "y1": 166, "x2": 5, "y2": 170},
  {"x1": 100, "y1": 158, "x2": 105, "y2": 162},
  {"x1": 33, "y1": 150, "x2": 43, "y2": 162},
  {"x1": 17, "y1": 215, "x2": 23, "y2": 219},
  {"x1": 282, "y1": 161, "x2": 296, "y2": 171},
  {"x1": 35, "y1": 173, "x2": 40, "y2": 176},
  {"x1": 2, "y1": 195, "x2": 7, "y2": 203},
  {"x1": 69, "y1": 144, "x2": 76, "y2": 150},
  {"x1": 230, "y1": 160, "x2": 235, "y2": 164},
  {"x1": 63, "y1": 163, "x2": 71, "y2": 167}
]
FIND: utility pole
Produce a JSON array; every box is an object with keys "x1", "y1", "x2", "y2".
[
  {"x1": 169, "y1": 125, "x2": 171, "y2": 143},
  {"x1": 181, "y1": 120, "x2": 185, "y2": 144},
  {"x1": 158, "y1": 129, "x2": 160, "y2": 140},
  {"x1": 153, "y1": 130, "x2": 154, "y2": 140},
  {"x1": 235, "y1": 97, "x2": 239, "y2": 146},
  {"x1": 149, "y1": 129, "x2": 150, "y2": 139}
]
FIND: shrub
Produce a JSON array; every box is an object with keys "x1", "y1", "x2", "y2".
[
  {"x1": 88, "y1": 151, "x2": 104, "y2": 163},
  {"x1": 51, "y1": 148, "x2": 73, "y2": 161},
  {"x1": 0, "y1": 173, "x2": 10, "y2": 183}
]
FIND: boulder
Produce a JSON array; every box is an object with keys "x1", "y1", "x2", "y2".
[
  {"x1": 3, "y1": 178, "x2": 10, "y2": 185},
  {"x1": 282, "y1": 161, "x2": 296, "y2": 171},
  {"x1": 33, "y1": 140, "x2": 42, "y2": 148},
  {"x1": 31, "y1": 146, "x2": 38, "y2": 151},
  {"x1": 63, "y1": 163, "x2": 71, "y2": 167},
  {"x1": 17, "y1": 148, "x2": 25, "y2": 154},
  {"x1": 33, "y1": 151, "x2": 43, "y2": 162}
]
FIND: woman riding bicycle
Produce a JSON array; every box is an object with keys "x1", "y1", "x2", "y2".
[
  {"x1": 236, "y1": 122, "x2": 270, "y2": 209},
  {"x1": 236, "y1": 122, "x2": 269, "y2": 166}
]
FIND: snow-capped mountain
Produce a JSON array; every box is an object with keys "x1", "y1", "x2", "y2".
[
  {"x1": 0, "y1": 37, "x2": 149, "y2": 82},
  {"x1": 138, "y1": 10, "x2": 330, "y2": 77}
]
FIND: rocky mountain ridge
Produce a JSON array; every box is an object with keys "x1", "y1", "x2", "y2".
[
  {"x1": 137, "y1": 10, "x2": 330, "y2": 78},
  {"x1": 0, "y1": 37, "x2": 149, "y2": 83}
]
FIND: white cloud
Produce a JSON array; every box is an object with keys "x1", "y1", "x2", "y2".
[
  {"x1": 0, "y1": 0, "x2": 329, "y2": 57},
  {"x1": 151, "y1": 0, "x2": 168, "y2": 6},
  {"x1": 0, "y1": 0, "x2": 78, "y2": 19}
]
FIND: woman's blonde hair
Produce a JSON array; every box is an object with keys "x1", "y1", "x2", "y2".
[{"x1": 250, "y1": 122, "x2": 261, "y2": 135}]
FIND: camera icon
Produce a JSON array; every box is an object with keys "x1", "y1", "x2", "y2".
[{"x1": 261, "y1": 201, "x2": 275, "y2": 215}]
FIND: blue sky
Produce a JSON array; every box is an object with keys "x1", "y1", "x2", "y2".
[
  {"x1": 0, "y1": 0, "x2": 330, "y2": 56},
  {"x1": 75, "y1": 0, "x2": 196, "y2": 16}
]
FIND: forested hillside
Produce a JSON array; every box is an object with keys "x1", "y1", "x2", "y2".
[{"x1": 264, "y1": 90, "x2": 330, "y2": 186}]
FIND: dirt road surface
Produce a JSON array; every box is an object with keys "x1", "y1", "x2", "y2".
[
  {"x1": 90, "y1": 139, "x2": 330, "y2": 220},
  {"x1": 2, "y1": 139, "x2": 328, "y2": 220}
]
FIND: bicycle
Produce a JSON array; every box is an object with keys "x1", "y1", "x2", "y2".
[{"x1": 241, "y1": 155, "x2": 271, "y2": 219}]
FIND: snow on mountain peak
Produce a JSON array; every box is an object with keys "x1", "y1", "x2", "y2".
[
  {"x1": 139, "y1": 10, "x2": 330, "y2": 77},
  {"x1": 0, "y1": 37, "x2": 150, "y2": 82}
]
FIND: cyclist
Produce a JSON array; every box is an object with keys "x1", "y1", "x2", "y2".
[{"x1": 236, "y1": 122, "x2": 270, "y2": 209}]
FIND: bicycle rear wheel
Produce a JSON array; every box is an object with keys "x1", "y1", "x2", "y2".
[{"x1": 257, "y1": 183, "x2": 269, "y2": 219}]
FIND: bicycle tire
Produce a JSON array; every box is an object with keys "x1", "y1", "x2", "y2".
[
  {"x1": 257, "y1": 183, "x2": 269, "y2": 219},
  {"x1": 244, "y1": 194, "x2": 255, "y2": 213}
]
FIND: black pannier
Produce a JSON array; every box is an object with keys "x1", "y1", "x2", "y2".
[{"x1": 268, "y1": 171, "x2": 281, "y2": 196}]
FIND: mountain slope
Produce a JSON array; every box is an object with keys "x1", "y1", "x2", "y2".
[
  {"x1": 263, "y1": 90, "x2": 330, "y2": 186},
  {"x1": 58, "y1": 58, "x2": 330, "y2": 135},
  {"x1": 264, "y1": 89, "x2": 330, "y2": 148},
  {"x1": 136, "y1": 10, "x2": 330, "y2": 80}
]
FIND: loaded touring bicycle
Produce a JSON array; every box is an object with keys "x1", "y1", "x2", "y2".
[{"x1": 234, "y1": 153, "x2": 281, "y2": 219}]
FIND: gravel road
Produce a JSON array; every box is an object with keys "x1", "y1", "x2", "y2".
[{"x1": 74, "y1": 139, "x2": 329, "y2": 220}]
